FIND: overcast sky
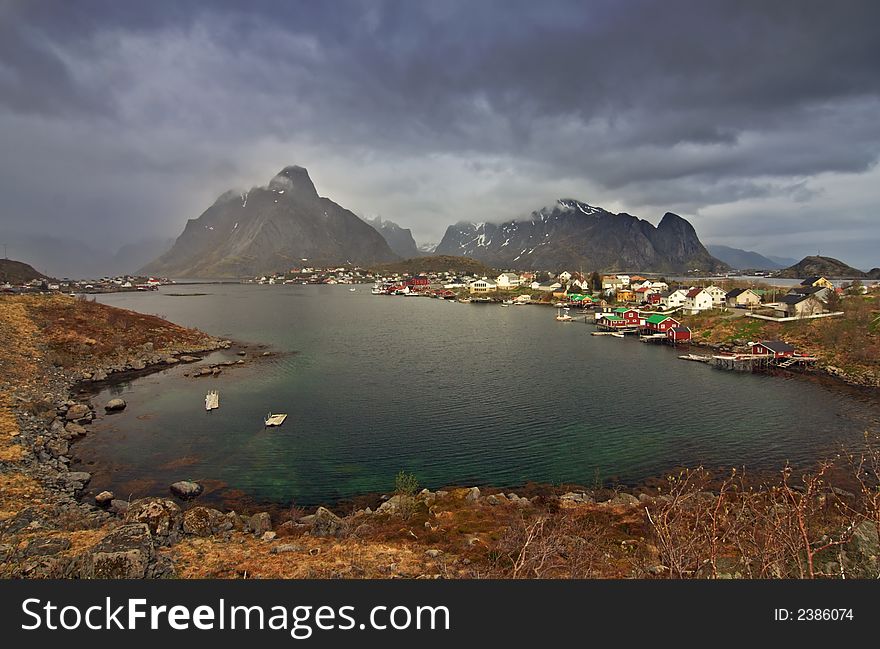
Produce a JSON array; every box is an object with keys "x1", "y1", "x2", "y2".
[{"x1": 1, "y1": 0, "x2": 879, "y2": 270}]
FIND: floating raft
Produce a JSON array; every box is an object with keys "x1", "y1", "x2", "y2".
[
  {"x1": 205, "y1": 390, "x2": 219, "y2": 411},
  {"x1": 264, "y1": 413, "x2": 288, "y2": 427}
]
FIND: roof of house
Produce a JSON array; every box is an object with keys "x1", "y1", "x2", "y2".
[
  {"x1": 779, "y1": 293, "x2": 813, "y2": 305},
  {"x1": 801, "y1": 276, "x2": 826, "y2": 286},
  {"x1": 602, "y1": 315, "x2": 623, "y2": 322},
  {"x1": 726, "y1": 288, "x2": 747, "y2": 298},
  {"x1": 645, "y1": 314, "x2": 672, "y2": 324},
  {"x1": 795, "y1": 285, "x2": 828, "y2": 296},
  {"x1": 686, "y1": 287, "x2": 704, "y2": 298},
  {"x1": 669, "y1": 326, "x2": 691, "y2": 333},
  {"x1": 756, "y1": 340, "x2": 795, "y2": 353},
  {"x1": 539, "y1": 280, "x2": 561, "y2": 287}
]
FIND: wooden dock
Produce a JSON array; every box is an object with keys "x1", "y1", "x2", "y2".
[
  {"x1": 679, "y1": 354, "x2": 712, "y2": 363},
  {"x1": 710, "y1": 354, "x2": 817, "y2": 371}
]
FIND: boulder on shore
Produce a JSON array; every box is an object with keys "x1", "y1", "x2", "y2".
[
  {"x1": 77, "y1": 523, "x2": 155, "y2": 579},
  {"x1": 248, "y1": 512, "x2": 272, "y2": 536},
  {"x1": 312, "y1": 507, "x2": 344, "y2": 537},
  {"x1": 104, "y1": 398, "x2": 127, "y2": 412},
  {"x1": 169, "y1": 480, "x2": 203, "y2": 500},
  {"x1": 95, "y1": 491, "x2": 114, "y2": 505},
  {"x1": 183, "y1": 507, "x2": 227, "y2": 537},
  {"x1": 124, "y1": 498, "x2": 183, "y2": 544},
  {"x1": 65, "y1": 403, "x2": 91, "y2": 422}
]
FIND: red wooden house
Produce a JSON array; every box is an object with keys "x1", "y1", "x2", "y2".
[
  {"x1": 666, "y1": 326, "x2": 692, "y2": 342},
  {"x1": 644, "y1": 314, "x2": 681, "y2": 333},
  {"x1": 620, "y1": 309, "x2": 642, "y2": 326},
  {"x1": 751, "y1": 340, "x2": 795, "y2": 358}
]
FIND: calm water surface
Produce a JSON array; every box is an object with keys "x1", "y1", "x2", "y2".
[{"x1": 77, "y1": 285, "x2": 880, "y2": 506}]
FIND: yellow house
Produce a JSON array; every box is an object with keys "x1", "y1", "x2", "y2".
[
  {"x1": 616, "y1": 289, "x2": 636, "y2": 302},
  {"x1": 801, "y1": 276, "x2": 834, "y2": 290}
]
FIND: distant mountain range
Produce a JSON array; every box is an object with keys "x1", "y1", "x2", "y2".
[
  {"x1": 362, "y1": 216, "x2": 423, "y2": 259},
  {"x1": 706, "y1": 245, "x2": 793, "y2": 270},
  {"x1": 434, "y1": 199, "x2": 726, "y2": 273},
  {"x1": 777, "y1": 255, "x2": 879, "y2": 279},
  {"x1": 766, "y1": 254, "x2": 800, "y2": 268},
  {"x1": 0, "y1": 234, "x2": 173, "y2": 279},
  {"x1": 141, "y1": 166, "x2": 398, "y2": 277}
]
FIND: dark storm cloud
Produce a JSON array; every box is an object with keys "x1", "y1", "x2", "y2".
[{"x1": 1, "y1": 0, "x2": 879, "y2": 273}]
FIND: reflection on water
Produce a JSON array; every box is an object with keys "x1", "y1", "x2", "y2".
[{"x1": 74, "y1": 284, "x2": 880, "y2": 506}]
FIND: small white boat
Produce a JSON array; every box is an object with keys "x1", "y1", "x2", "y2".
[
  {"x1": 264, "y1": 412, "x2": 288, "y2": 427},
  {"x1": 555, "y1": 308, "x2": 573, "y2": 322},
  {"x1": 349, "y1": 288, "x2": 356, "y2": 292},
  {"x1": 611, "y1": 332, "x2": 625, "y2": 338},
  {"x1": 205, "y1": 390, "x2": 220, "y2": 411}
]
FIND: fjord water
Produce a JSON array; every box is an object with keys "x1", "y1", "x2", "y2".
[{"x1": 82, "y1": 285, "x2": 880, "y2": 506}]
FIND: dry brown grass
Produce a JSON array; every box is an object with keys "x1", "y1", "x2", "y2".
[
  {"x1": 21, "y1": 294, "x2": 214, "y2": 368},
  {"x1": 0, "y1": 472, "x2": 48, "y2": 521},
  {"x1": 0, "y1": 405, "x2": 24, "y2": 462},
  {"x1": 171, "y1": 533, "x2": 441, "y2": 579}
]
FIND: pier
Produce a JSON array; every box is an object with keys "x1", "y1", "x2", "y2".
[{"x1": 710, "y1": 354, "x2": 818, "y2": 372}]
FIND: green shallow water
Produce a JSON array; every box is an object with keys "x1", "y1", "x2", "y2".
[{"x1": 75, "y1": 284, "x2": 880, "y2": 506}]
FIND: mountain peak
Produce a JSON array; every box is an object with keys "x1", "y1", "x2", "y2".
[
  {"x1": 269, "y1": 165, "x2": 317, "y2": 197},
  {"x1": 657, "y1": 212, "x2": 696, "y2": 232}
]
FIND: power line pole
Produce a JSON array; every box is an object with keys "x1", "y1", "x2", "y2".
[{"x1": 2, "y1": 243, "x2": 7, "y2": 259}]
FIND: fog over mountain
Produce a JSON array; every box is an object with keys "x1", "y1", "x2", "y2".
[{"x1": 2, "y1": 1, "x2": 879, "y2": 271}]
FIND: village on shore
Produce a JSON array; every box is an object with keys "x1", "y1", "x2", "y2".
[
  {"x1": 4, "y1": 259, "x2": 877, "y2": 381},
  {"x1": 1, "y1": 274, "x2": 171, "y2": 295}
]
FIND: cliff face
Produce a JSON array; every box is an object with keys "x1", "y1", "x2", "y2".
[
  {"x1": 140, "y1": 166, "x2": 398, "y2": 277},
  {"x1": 362, "y1": 216, "x2": 422, "y2": 258},
  {"x1": 434, "y1": 199, "x2": 725, "y2": 272}
]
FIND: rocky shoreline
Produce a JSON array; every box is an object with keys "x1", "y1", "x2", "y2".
[{"x1": 0, "y1": 333, "x2": 235, "y2": 577}]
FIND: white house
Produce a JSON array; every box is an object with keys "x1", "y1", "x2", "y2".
[
  {"x1": 496, "y1": 272, "x2": 522, "y2": 289},
  {"x1": 684, "y1": 287, "x2": 715, "y2": 313},
  {"x1": 616, "y1": 275, "x2": 631, "y2": 286},
  {"x1": 570, "y1": 278, "x2": 591, "y2": 292},
  {"x1": 703, "y1": 285, "x2": 727, "y2": 307},
  {"x1": 661, "y1": 288, "x2": 690, "y2": 309},
  {"x1": 557, "y1": 271, "x2": 572, "y2": 283}
]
